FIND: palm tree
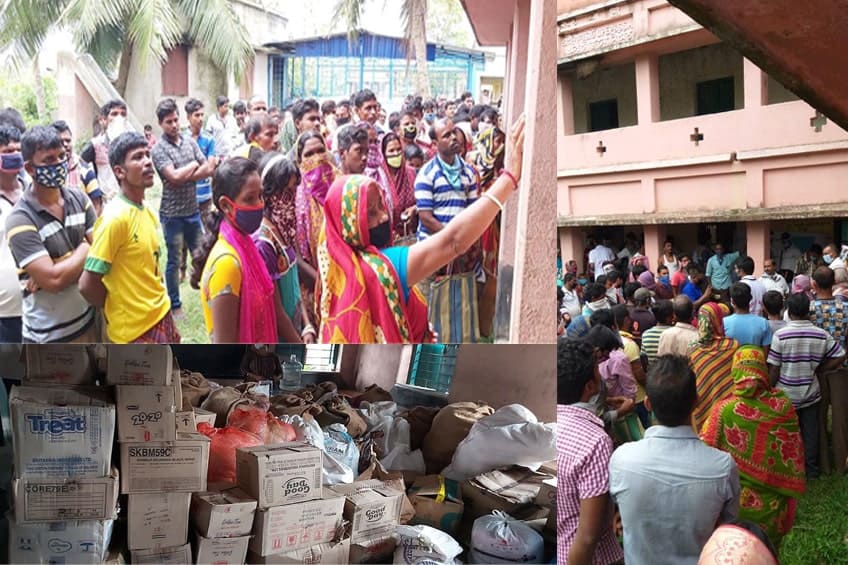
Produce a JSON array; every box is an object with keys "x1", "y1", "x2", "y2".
[
  {"x1": 333, "y1": 0, "x2": 431, "y2": 98},
  {"x1": 0, "y1": 0, "x2": 254, "y2": 111}
]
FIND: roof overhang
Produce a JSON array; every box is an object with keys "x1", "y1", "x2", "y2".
[
  {"x1": 459, "y1": 0, "x2": 516, "y2": 46},
  {"x1": 668, "y1": 0, "x2": 848, "y2": 132}
]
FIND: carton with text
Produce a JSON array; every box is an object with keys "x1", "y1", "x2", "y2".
[
  {"x1": 131, "y1": 543, "x2": 192, "y2": 564},
  {"x1": 107, "y1": 345, "x2": 173, "y2": 386},
  {"x1": 191, "y1": 488, "x2": 257, "y2": 538},
  {"x1": 128, "y1": 492, "x2": 191, "y2": 550},
  {"x1": 193, "y1": 408, "x2": 217, "y2": 428},
  {"x1": 8, "y1": 512, "x2": 114, "y2": 565},
  {"x1": 24, "y1": 345, "x2": 96, "y2": 386},
  {"x1": 249, "y1": 495, "x2": 345, "y2": 556},
  {"x1": 116, "y1": 385, "x2": 177, "y2": 442},
  {"x1": 328, "y1": 480, "x2": 403, "y2": 544},
  {"x1": 120, "y1": 432, "x2": 210, "y2": 493},
  {"x1": 176, "y1": 411, "x2": 196, "y2": 433},
  {"x1": 13, "y1": 467, "x2": 119, "y2": 523},
  {"x1": 236, "y1": 443, "x2": 323, "y2": 509},
  {"x1": 194, "y1": 533, "x2": 251, "y2": 565},
  {"x1": 247, "y1": 537, "x2": 351, "y2": 564},
  {"x1": 349, "y1": 535, "x2": 397, "y2": 564},
  {"x1": 11, "y1": 385, "x2": 115, "y2": 479}
]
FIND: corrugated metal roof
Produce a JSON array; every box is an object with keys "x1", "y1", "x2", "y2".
[{"x1": 265, "y1": 29, "x2": 486, "y2": 63}]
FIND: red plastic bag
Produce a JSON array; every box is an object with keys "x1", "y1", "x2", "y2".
[
  {"x1": 197, "y1": 422, "x2": 263, "y2": 484},
  {"x1": 228, "y1": 406, "x2": 296, "y2": 444}
]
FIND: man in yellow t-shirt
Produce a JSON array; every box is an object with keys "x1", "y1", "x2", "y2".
[{"x1": 79, "y1": 132, "x2": 180, "y2": 343}]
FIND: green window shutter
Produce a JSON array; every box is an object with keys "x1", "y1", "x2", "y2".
[{"x1": 408, "y1": 345, "x2": 460, "y2": 393}]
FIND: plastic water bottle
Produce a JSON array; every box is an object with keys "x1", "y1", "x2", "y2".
[{"x1": 281, "y1": 354, "x2": 303, "y2": 391}]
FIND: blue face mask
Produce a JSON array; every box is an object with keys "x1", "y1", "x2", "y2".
[
  {"x1": 34, "y1": 160, "x2": 68, "y2": 189},
  {"x1": 824, "y1": 254, "x2": 834, "y2": 265},
  {"x1": 0, "y1": 152, "x2": 24, "y2": 173},
  {"x1": 424, "y1": 113, "x2": 436, "y2": 123},
  {"x1": 659, "y1": 276, "x2": 670, "y2": 286}
]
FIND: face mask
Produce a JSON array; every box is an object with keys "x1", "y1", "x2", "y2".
[
  {"x1": 34, "y1": 160, "x2": 68, "y2": 189},
  {"x1": 659, "y1": 276, "x2": 670, "y2": 286},
  {"x1": 106, "y1": 115, "x2": 129, "y2": 141},
  {"x1": 402, "y1": 125, "x2": 417, "y2": 140},
  {"x1": 0, "y1": 152, "x2": 23, "y2": 173},
  {"x1": 824, "y1": 254, "x2": 834, "y2": 265},
  {"x1": 224, "y1": 199, "x2": 264, "y2": 234},
  {"x1": 368, "y1": 220, "x2": 391, "y2": 248},
  {"x1": 424, "y1": 113, "x2": 436, "y2": 123},
  {"x1": 336, "y1": 117, "x2": 350, "y2": 126},
  {"x1": 479, "y1": 122, "x2": 494, "y2": 134},
  {"x1": 386, "y1": 155, "x2": 402, "y2": 168}
]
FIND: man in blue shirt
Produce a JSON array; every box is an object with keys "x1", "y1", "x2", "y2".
[
  {"x1": 706, "y1": 242, "x2": 741, "y2": 304},
  {"x1": 724, "y1": 282, "x2": 772, "y2": 350},
  {"x1": 680, "y1": 264, "x2": 713, "y2": 309},
  {"x1": 609, "y1": 355, "x2": 740, "y2": 565},
  {"x1": 182, "y1": 98, "x2": 216, "y2": 282}
]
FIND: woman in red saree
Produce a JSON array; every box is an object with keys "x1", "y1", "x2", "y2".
[
  {"x1": 690, "y1": 302, "x2": 740, "y2": 431},
  {"x1": 316, "y1": 115, "x2": 527, "y2": 343},
  {"x1": 376, "y1": 132, "x2": 418, "y2": 244}
]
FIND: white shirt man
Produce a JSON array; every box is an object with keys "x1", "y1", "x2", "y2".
[
  {"x1": 760, "y1": 259, "x2": 790, "y2": 296},
  {"x1": 777, "y1": 235, "x2": 802, "y2": 273},
  {"x1": 823, "y1": 244, "x2": 847, "y2": 272},
  {"x1": 589, "y1": 242, "x2": 615, "y2": 280}
]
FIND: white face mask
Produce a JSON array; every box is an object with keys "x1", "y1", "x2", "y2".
[{"x1": 106, "y1": 115, "x2": 130, "y2": 141}]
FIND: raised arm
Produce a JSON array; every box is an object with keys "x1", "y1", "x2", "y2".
[{"x1": 406, "y1": 115, "x2": 525, "y2": 287}]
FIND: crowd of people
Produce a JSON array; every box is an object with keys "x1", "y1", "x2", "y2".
[
  {"x1": 0, "y1": 88, "x2": 524, "y2": 344},
  {"x1": 558, "y1": 233, "x2": 848, "y2": 564}
]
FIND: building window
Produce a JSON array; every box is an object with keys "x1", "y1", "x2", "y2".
[
  {"x1": 275, "y1": 345, "x2": 341, "y2": 372},
  {"x1": 588, "y1": 99, "x2": 619, "y2": 132},
  {"x1": 696, "y1": 77, "x2": 735, "y2": 115},
  {"x1": 162, "y1": 45, "x2": 189, "y2": 97},
  {"x1": 407, "y1": 345, "x2": 460, "y2": 393}
]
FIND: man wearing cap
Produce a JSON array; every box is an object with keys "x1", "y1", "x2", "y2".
[{"x1": 630, "y1": 288, "x2": 657, "y2": 336}]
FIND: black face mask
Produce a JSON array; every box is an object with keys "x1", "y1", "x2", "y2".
[
  {"x1": 336, "y1": 117, "x2": 351, "y2": 126},
  {"x1": 368, "y1": 220, "x2": 391, "y2": 249}
]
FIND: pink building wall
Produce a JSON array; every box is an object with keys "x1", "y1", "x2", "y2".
[{"x1": 557, "y1": 0, "x2": 848, "y2": 274}]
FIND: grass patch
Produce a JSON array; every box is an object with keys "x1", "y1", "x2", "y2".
[
  {"x1": 145, "y1": 181, "x2": 209, "y2": 344},
  {"x1": 780, "y1": 473, "x2": 848, "y2": 564}
]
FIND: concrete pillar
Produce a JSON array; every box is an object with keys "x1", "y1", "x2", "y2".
[
  {"x1": 743, "y1": 58, "x2": 767, "y2": 108},
  {"x1": 746, "y1": 220, "x2": 770, "y2": 274},
  {"x1": 644, "y1": 224, "x2": 665, "y2": 272},
  {"x1": 559, "y1": 227, "x2": 585, "y2": 275},
  {"x1": 634, "y1": 54, "x2": 660, "y2": 125},
  {"x1": 558, "y1": 74, "x2": 574, "y2": 136},
  {"x1": 493, "y1": 0, "x2": 532, "y2": 342},
  {"x1": 505, "y1": 0, "x2": 556, "y2": 343}
]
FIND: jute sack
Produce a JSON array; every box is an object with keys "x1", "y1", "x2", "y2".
[{"x1": 421, "y1": 402, "x2": 495, "y2": 474}]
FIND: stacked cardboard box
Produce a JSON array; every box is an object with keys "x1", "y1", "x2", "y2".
[
  {"x1": 328, "y1": 479, "x2": 405, "y2": 564},
  {"x1": 108, "y1": 345, "x2": 210, "y2": 561},
  {"x1": 190, "y1": 488, "x2": 257, "y2": 564},
  {"x1": 8, "y1": 346, "x2": 117, "y2": 564},
  {"x1": 237, "y1": 443, "x2": 350, "y2": 563}
]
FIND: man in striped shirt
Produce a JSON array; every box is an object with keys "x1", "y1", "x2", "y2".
[
  {"x1": 6, "y1": 126, "x2": 97, "y2": 342},
  {"x1": 640, "y1": 299, "x2": 673, "y2": 369},
  {"x1": 557, "y1": 337, "x2": 623, "y2": 565},
  {"x1": 768, "y1": 291, "x2": 845, "y2": 479}
]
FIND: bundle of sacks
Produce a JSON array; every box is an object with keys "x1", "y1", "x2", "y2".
[{"x1": 179, "y1": 371, "x2": 557, "y2": 563}]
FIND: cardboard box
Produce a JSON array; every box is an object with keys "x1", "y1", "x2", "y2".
[
  {"x1": 249, "y1": 495, "x2": 346, "y2": 556},
  {"x1": 191, "y1": 488, "x2": 257, "y2": 539},
  {"x1": 194, "y1": 408, "x2": 217, "y2": 428},
  {"x1": 128, "y1": 492, "x2": 191, "y2": 550},
  {"x1": 120, "y1": 432, "x2": 210, "y2": 493},
  {"x1": 8, "y1": 512, "x2": 114, "y2": 564},
  {"x1": 176, "y1": 411, "x2": 196, "y2": 433},
  {"x1": 237, "y1": 443, "x2": 323, "y2": 509},
  {"x1": 107, "y1": 345, "x2": 173, "y2": 386},
  {"x1": 247, "y1": 538, "x2": 351, "y2": 564},
  {"x1": 131, "y1": 543, "x2": 192, "y2": 564},
  {"x1": 407, "y1": 475, "x2": 463, "y2": 534},
  {"x1": 23, "y1": 344, "x2": 96, "y2": 386},
  {"x1": 349, "y1": 535, "x2": 396, "y2": 564},
  {"x1": 13, "y1": 467, "x2": 120, "y2": 523},
  {"x1": 116, "y1": 385, "x2": 177, "y2": 442},
  {"x1": 462, "y1": 467, "x2": 550, "y2": 522},
  {"x1": 10, "y1": 385, "x2": 115, "y2": 479},
  {"x1": 194, "y1": 533, "x2": 251, "y2": 565},
  {"x1": 535, "y1": 477, "x2": 556, "y2": 509},
  {"x1": 328, "y1": 480, "x2": 403, "y2": 544}
]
